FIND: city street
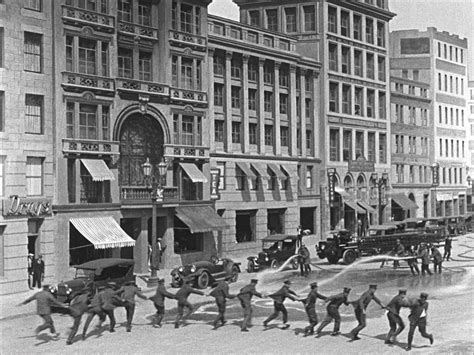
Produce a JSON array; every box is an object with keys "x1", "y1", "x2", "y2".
[{"x1": 1, "y1": 234, "x2": 473, "y2": 354}]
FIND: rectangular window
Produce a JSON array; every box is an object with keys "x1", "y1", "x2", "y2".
[
  {"x1": 249, "y1": 10, "x2": 260, "y2": 26},
  {"x1": 305, "y1": 98, "x2": 311, "y2": 118},
  {"x1": 231, "y1": 122, "x2": 241, "y2": 144},
  {"x1": 285, "y1": 7, "x2": 297, "y2": 32},
  {"x1": 377, "y1": 22, "x2": 385, "y2": 47},
  {"x1": 340, "y1": 11, "x2": 349, "y2": 37},
  {"x1": 214, "y1": 55, "x2": 224, "y2": 76},
  {"x1": 25, "y1": 94, "x2": 43, "y2": 134},
  {"x1": 248, "y1": 60, "x2": 258, "y2": 82},
  {"x1": 24, "y1": 32, "x2": 42, "y2": 73},
  {"x1": 341, "y1": 46, "x2": 350, "y2": 74},
  {"x1": 342, "y1": 84, "x2": 351, "y2": 114},
  {"x1": 139, "y1": 51, "x2": 152, "y2": 81},
  {"x1": 79, "y1": 38, "x2": 97, "y2": 75},
  {"x1": 25, "y1": 0, "x2": 42, "y2": 12},
  {"x1": 279, "y1": 94, "x2": 288, "y2": 114},
  {"x1": 329, "y1": 129, "x2": 340, "y2": 161},
  {"x1": 231, "y1": 86, "x2": 241, "y2": 109},
  {"x1": 343, "y1": 130, "x2": 352, "y2": 161},
  {"x1": 118, "y1": 0, "x2": 132, "y2": 22},
  {"x1": 280, "y1": 126, "x2": 289, "y2": 147},
  {"x1": 0, "y1": 156, "x2": 4, "y2": 197},
  {"x1": 328, "y1": 6, "x2": 337, "y2": 33},
  {"x1": 328, "y1": 43, "x2": 338, "y2": 71},
  {"x1": 26, "y1": 157, "x2": 43, "y2": 196},
  {"x1": 264, "y1": 125, "x2": 273, "y2": 146},
  {"x1": 409, "y1": 165, "x2": 415, "y2": 183},
  {"x1": 230, "y1": 27, "x2": 241, "y2": 40},
  {"x1": 378, "y1": 56, "x2": 385, "y2": 81},
  {"x1": 303, "y1": 6, "x2": 315, "y2": 31},
  {"x1": 264, "y1": 91, "x2": 273, "y2": 113},
  {"x1": 266, "y1": 9, "x2": 278, "y2": 31},
  {"x1": 263, "y1": 63, "x2": 273, "y2": 84},
  {"x1": 306, "y1": 166, "x2": 313, "y2": 189},
  {"x1": 102, "y1": 106, "x2": 109, "y2": 140},
  {"x1": 248, "y1": 89, "x2": 257, "y2": 111},
  {"x1": 378, "y1": 91, "x2": 386, "y2": 119},
  {"x1": 138, "y1": 0, "x2": 152, "y2": 26},
  {"x1": 249, "y1": 123, "x2": 257, "y2": 145},
  {"x1": 354, "y1": 87, "x2": 363, "y2": 116},
  {"x1": 355, "y1": 131, "x2": 364, "y2": 158},
  {"x1": 366, "y1": 18, "x2": 374, "y2": 44},
  {"x1": 353, "y1": 14, "x2": 362, "y2": 40},
  {"x1": 214, "y1": 84, "x2": 224, "y2": 107},
  {"x1": 366, "y1": 53, "x2": 374, "y2": 79},
  {"x1": 118, "y1": 48, "x2": 133, "y2": 78},
  {"x1": 329, "y1": 82, "x2": 339, "y2": 112},
  {"x1": 367, "y1": 89, "x2": 375, "y2": 117},
  {"x1": 79, "y1": 104, "x2": 98, "y2": 139},
  {"x1": 306, "y1": 130, "x2": 312, "y2": 151},
  {"x1": 279, "y1": 68, "x2": 289, "y2": 87},
  {"x1": 354, "y1": 50, "x2": 363, "y2": 77},
  {"x1": 231, "y1": 57, "x2": 241, "y2": 79},
  {"x1": 368, "y1": 132, "x2": 375, "y2": 161},
  {"x1": 379, "y1": 133, "x2": 387, "y2": 163},
  {"x1": 409, "y1": 107, "x2": 416, "y2": 124},
  {"x1": 214, "y1": 120, "x2": 224, "y2": 142}
]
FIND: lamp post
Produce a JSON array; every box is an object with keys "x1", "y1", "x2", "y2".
[
  {"x1": 431, "y1": 162, "x2": 440, "y2": 216},
  {"x1": 467, "y1": 175, "x2": 472, "y2": 212},
  {"x1": 143, "y1": 157, "x2": 168, "y2": 284},
  {"x1": 372, "y1": 172, "x2": 389, "y2": 225}
]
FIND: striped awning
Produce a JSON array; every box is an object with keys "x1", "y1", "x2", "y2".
[
  {"x1": 344, "y1": 199, "x2": 365, "y2": 214},
  {"x1": 70, "y1": 216, "x2": 135, "y2": 249},
  {"x1": 357, "y1": 200, "x2": 377, "y2": 213},
  {"x1": 235, "y1": 162, "x2": 257, "y2": 179},
  {"x1": 391, "y1": 193, "x2": 419, "y2": 210},
  {"x1": 179, "y1": 163, "x2": 208, "y2": 183},
  {"x1": 251, "y1": 163, "x2": 270, "y2": 180},
  {"x1": 175, "y1": 206, "x2": 229, "y2": 233},
  {"x1": 268, "y1": 163, "x2": 286, "y2": 180},
  {"x1": 81, "y1": 159, "x2": 115, "y2": 181}
]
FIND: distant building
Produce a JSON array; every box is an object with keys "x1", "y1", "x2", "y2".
[{"x1": 467, "y1": 80, "x2": 474, "y2": 210}]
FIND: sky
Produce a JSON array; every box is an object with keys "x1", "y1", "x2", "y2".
[{"x1": 208, "y1": 0, "x2": 474, "y2": 79}]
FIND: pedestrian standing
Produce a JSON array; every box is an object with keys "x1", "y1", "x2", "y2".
[
  {"x1": 443, "y1": 236, "x2": 452, "y2": 261},
  {"x1": 19, "y1": 285, "x2": 67, "y2": 337},
  {"x1": 419, "y1": 243, "x2": 432, "y2": 276},
  {"x1": 300, "y1": 282, "x2": 327, "y2": 336},
  {"x1": 116, "y1": 281, "x2": 147, "y2": 332},
  {"x1": 82, "y1": 287, "x2": 106, "y2": 339},
  {"x1": 315, "y1": 287, "x2": 351, "y2": 336},
  {"x1": 66, "y1": 288, "x2": 91, "y2": 345},
  {"x1": 431, "y1": 246, "x2": 443, "y2": 274},
  {"x1": 349, "y1": 284, "x2": 385, "y2": 341},
  {"x1": 393, "y1": 239, "x2": 405, "y2": 269},
  {"x1": 384, "y1": 289, "x2": 409, "y2": 344},
  {"x1": 298, "y1": 245, "x2": 309, "y2": 277},
  {"x1": 407, "y1": 246, "x2": 420, "y2": 276},
  {"x1": 32, "y1": 254, "x2": 45, "y2": 289},
  {"x1": 263, "y1": 280, "x2": 299, "y2": 329},
  {"x1": 405, "y1": 292, "x2": 434, "y2": 351},
  {"x1": 99, "y1": 282, "x2": 122, "y2": 333},
  {"x1": 302, "y1": 244, "x2": 312, "y2": 276},
  {"x1": 149, "y1": 278, "x2": 176, "y2": 328},
  {"x1": 210, "y1": 277, "x2": 235, "y2": 330},
  {"x1": 174, "y1": 280, "x2": 205, "y2": 328},
  {"x1": 27, "y1": 253, "x2": 34, "y2": 289},
  {"x1": 237, "y1": 279, "x2": 263, "y2": 332}
]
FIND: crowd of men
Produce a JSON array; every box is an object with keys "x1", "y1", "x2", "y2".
[{"x1": 20, "y1": 277, "x2": 434, "y2": 351}]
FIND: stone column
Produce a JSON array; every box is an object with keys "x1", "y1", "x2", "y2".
[
  {"x1": 258, "y1": 58, "x2": 265, "y2": 154},
  {"x1": 289, "y1": 64, "x2": 298, "y2": 156},
  {"x1": 274, "y1": 61, "x2": 281, "y2": 156},
  {"x1": 224, "y1": 51, "x2": 233, "y2": 152},
  {"x1": 242, "y1": 54, "x2": 250, "y2": 153},
  {"x1": 208, "y1": 48, "x2": 216, "y2": 151},
  {"x1": 300, "y1": 70, "x2": 307, "y2": 157}
]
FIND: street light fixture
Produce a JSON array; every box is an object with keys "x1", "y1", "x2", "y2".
[{"x1": 142, "y1": 157, "x2": 168, "y2": 285}]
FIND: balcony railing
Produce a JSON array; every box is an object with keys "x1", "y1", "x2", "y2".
[
  {"x1": 61, "y1": 5, "x2": 115, "y2": 33},
  {"x1": 62, "y1": 138, "x2": 120, "y2": 156},
  {"x1": 62, "y1": 72, "x2": 115, "y2": 96},
  {"x1": 116, "y1": 78, "x2": 169, "y2": 100},
  {"x1": 118, "y1": 21, "x2": 158, "y2": 41},
  {"x1": 168, "y1": 29, "x2": 207, "y2": 51},
  {"x1": 164, "y1": 144, "x2": 209, "y2": 160},
  {"x1": 121, "y1": 186, "x2": 179, "y2": 203},
  {"x1": 169, "y1": 87, "x2": 208, "y2": 107}
]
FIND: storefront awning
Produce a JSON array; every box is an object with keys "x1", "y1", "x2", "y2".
[
  {"x1": 70, "y1": 216, "x2": 135, "y2": 249},
  {"x1": 235, "y1": 162, "x2": 257, "y2": 179},
  {"x1": 344, "y1": 199, "x2": 365, "y2": 214},
  {"x1": 268, "y1": 163, "x2": 286, "y2": 180},
  {"x1": 437, "y1": 192, "x2": 453, "y2": 201},
  {"x1": 357, "y1": 200, "x2": 377, "y2": 213},
  {"x1": 179, "y1": 163, "x2": 208, "y2": 183},
  {"x1": 280, "y1": 165, "x2": 294, "y2": 179},
  {"x1": 80, "y1": 159, "x2": 115, "y2": 181},
  {"x1": 251, "y1": 163, "x2": 270, "y2": 180},
  {"x1": 335, "y1": 186, "x2": 351, "y2": 199},
  {"x1": 175, "y1": 206, "x2": 229, "y2": 233},
  {"x1": 391, "y1": 193, "x2": 419, "y2": 210}
]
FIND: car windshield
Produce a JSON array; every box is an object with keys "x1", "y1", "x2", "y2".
[
  {"x1": 262, "y1": 241, "x2": 280, "y2": 250},
  {"x1": 75, "y1": 268, "x2": 95, "y2": 279}
]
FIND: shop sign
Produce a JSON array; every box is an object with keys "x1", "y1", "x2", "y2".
[
  {"x1": 2, "y1": 195, "x2": 52, "y2": 217},
  {"x1": 210, "y1": 169, "x2": 221, "y2": 200},
  {"x1": 327, "y1": 169, "x2": 336, "y2": 203}
]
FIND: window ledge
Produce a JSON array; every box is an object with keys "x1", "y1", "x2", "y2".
[{"x1": 20, "y1": 8, "x2": 47, "y2": 20}]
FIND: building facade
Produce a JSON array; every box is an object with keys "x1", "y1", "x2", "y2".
[{"x1": 468, "y1": 80, "x2": 474, "y2": 209}]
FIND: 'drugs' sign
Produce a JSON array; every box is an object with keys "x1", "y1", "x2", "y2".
[{"x1": 2, "y1": 195, "x2": 52, "y2": 217}]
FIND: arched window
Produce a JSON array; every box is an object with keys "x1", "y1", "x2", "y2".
[
  {"x1": 369, "y1": 175, "x2": 378, "y2": 200},
  {"x1": 357, "y1": 174, "x2": 366, "y2": 199},
  {"x1": 344, "y1": 174, "x2": 353, "y2": 193}
]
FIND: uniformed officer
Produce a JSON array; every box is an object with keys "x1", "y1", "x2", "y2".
[
  {"x1": 300, "y1": 282, "x2": 327, "y2": 336},
  {"x1": 350, "y1": 284, "x2": 385, "y2": 340},
  {"x1": 148, "y1": 278, "x2": 176, "y2": 328},
  {"x1": 99, "y1": 282, "x2": 122, "y2": 333},
  {"x1": 315, "y1": 287, "x2": 351, "y2": 336},
  {"x1": 19, "y1": 284, "x2": 67, "y2": 337},
  {"x1": 210, "y1": 277, "x2": 236, "y2": 329},
  {"x1": 237, "y1": 279, "x2": 263, "y2": 332},
  {"x1": 174, "y1": 280, "x2": 205, "y2": 328},
  {"x1": 116, "y1": 281, "x2": 147, "y2": 332},
  {"x1": 66, "y1": 288, "x2": 91, "y2": 345},
  {"x1": 82, "y1": 286, "x2": 106, "y2": 339},
  {"x1": 385, "y1": 289, "x2": 409, "y2": 344},
  {"x1": 406, "y1": 292, "x2": 434, "y2": 351},
  {"x1": 263, "y1": 280, "x2": 299, "y2": 329}
]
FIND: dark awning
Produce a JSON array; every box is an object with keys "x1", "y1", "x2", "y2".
[
  {"x1": 179, "y1": 163, "x2": 207, "y2": 183},
  {"x1": 268, "y1": 163, "x2": 286, "y2": 180},
  {"x1": 344, "y1": 199, "x2": 365, "y2": 214},
  {"x1": 391, "y1": 193, "x2": 419, "y2": 210},
  {"x1": 235, "y1": 162, "x2": 257, "y2": 179},
  {"x1": 251, "y1": 163, "x2": 270, "y2": 180},
  {"x1": 357, "y1": 200, "x2": 376, "y2": 213},
  {"x1": 175, "y1": 206, "x2": 229, "y2": 233}
]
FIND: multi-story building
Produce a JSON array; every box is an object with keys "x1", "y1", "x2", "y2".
[
  {"x1": 233, "y1": 0, "x2": 395, "y2": 236},
  {"x1": 390, "y1": 28, "x2": 469, "y2": 219},
  {"x1": 468, "y1": 80, "x2": 474, "y2": 210}
]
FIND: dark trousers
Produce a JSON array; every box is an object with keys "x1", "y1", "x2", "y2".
[
  {"x1": 421, "y1": 264, "x2": 432, "y2": 276},
  {"x1": 433, "y1": 262, "x2": 442, "y2": 274},
  {"x1": 386, "y1": 312, "x2": 405, "y2": 342},
  {"x1": 82, "y1": 310, "x2": 106, "y2": 337},
  {"x1": 153, "y1": 304, "x2": 165, "y2": 326},
  {"x1": 103, "y1": 309, "x2": 116, "y2": 331},
  {"x1": 443, "y1": 248, "x2": 451, "y2": 261},
  {"x1": 299, "y1": 262, "x2": 305, "y2": 276},
  {"x1": 175, "y1": 301, "x2": 194, "y2": 325},
  {"x1": 409, "y1": 262, "x2": 420, "y2": 275},
  {"x1": 407, "y1": 317, "x2": 431, "y2": 347},
  {"x1": 67, "y1": 315, "x2": 83, "y2": 343},
  {"x1": 36, "y1": 314, "x2": 55, "y2": 334},
  {"x1": 32, "y1": 272, "x2": 42, "y2": 288},
  {"x1": 304, "y1": 306, "x2": 318, "y2": 333},
  {"x1": 213, "y1": 299, "x2": 226, "y2": 327},
  {"x1": 240, "y1": 301, "x2": 252, "y2": 330},
  {"x1": 317, "y1": 306, "x2": 341, "y2": 333},
  {"x1": 124, "y1": 303, "x2": 135, "y2": 331},
  {"x1": 265, "y1": 302, "x2": 288, "y2": 324},
  {"x1": 351, "y1": 308, "x2": 366, "y2": 336}
]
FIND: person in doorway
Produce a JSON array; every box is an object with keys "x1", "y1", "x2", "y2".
[
  {"x1": 349, "y1": 284, "x2": 385, "y2": 341},
  {"x1": 27, "y1": 253, "x2": 34, "y2": 290},
  {"x1": 300, "y1": 282, "x2": 327, "y2": 336},
  {"x1": 384, "y1": 289, "x2": 409, "y2": 344},
  {"x1": 315, "y1": 287, "x2": 351, "y2": 336},
  {"x1": 32, "y1": 255, "x2": 45, "y2": 289},
  {"x1": 237, "y1": 279, "x2": 263, "y2": 332},
  {"x1": 431, "y1": 246, "x2": 443, "y2": 274},
  {"x1": 443, "y1": 236, "x2": 452, "y2": 261},
  {"x1": 405, "y1": 292, "x2": 434, "y2": 351},
  {"x1": 263, "y1": 280, "x2": 299, "y2": 330}
]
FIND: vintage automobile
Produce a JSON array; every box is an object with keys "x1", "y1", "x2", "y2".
[
  {"x1": 315, "y1": 229, "x2": 359, "y2": 265},
  {"x1": 49, "y1": 258, "x2": 135, "y2": 303},
  {"x1": 246, "y1": 234, "x2": 300, "y2": 273},
  {"x1": 170, "y1": 256, "x2": 241, "y2": 289}
]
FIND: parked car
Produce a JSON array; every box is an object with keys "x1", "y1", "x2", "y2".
[
  {"x1": 247, "y1": 234, "x2": 300, "y2": 273},
  {"x1": 170, "y1": 256, "x2": 241, "y2": 289},
  {"x1": 49, "y1": 258, "x2": 135, "y2": 303},
  {"x1": 316, "y1": 229, "x2": 358, "y2": 265}
]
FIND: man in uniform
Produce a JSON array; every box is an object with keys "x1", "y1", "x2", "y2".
[
  {"x1": 149, "y1": 278, "x2": 176, "y2": 328},
  {"x1": 406, "y1": 292, "x2": 434, "y2": 351},
  {"x1": 300, "y1": 282, "x2": 327, "y2": 336},
  {"x1": 385, "y1": 289, "x2": 409, "y2": 344},
  {"x1": 19, "y1": 284, "x2": 67, "y2": 337},
  {"x1": 210, "y1": 277, "x2": 236, "y2": 329},
  {"x1": 66, "y1": 288, "x2": 91, "y2": 345},
  {"x1": 419, "y1": 243, "x2": 432, "y2": 276},
  {"x1": 431, "y1": 245, "x2": 443, "y2": 274},
  {"x1": 99, "y1": 282, "x2": 122, "y2": 333},
  {"x1": 263, "y1": 280, "x2": 299, "y2": 329},
  {"x1": 116, "y1": 281, "x2": 147, "y2": 332},
  {"x1": 27, "y1": 253, "x2": 34, "y2": 289},
  {"x1": 174, "y1": 280, "x2": 205, "y2": 328},
  {"x1": 443, "y1": 236, "x2": 452, "y2": 261},
  {"x1": 315, "y1": 287, "x2": 351, "y2": 336},
  {"x1": 349, "y1": 284, "x2": 385, "y2": 340},
  {"x1": 82, "y1": 286, "x2": 106, "y2": 339},
  {"x1": 32, "y1": 254, "x2": 45, "y2": 289},
  {"x1": 237, "y1": 279, "x2": 263, "y2": 332}
]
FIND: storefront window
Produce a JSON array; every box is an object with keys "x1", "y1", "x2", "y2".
[{"x1": 173, "y1": 217, "x2": 203, "y2": 253}]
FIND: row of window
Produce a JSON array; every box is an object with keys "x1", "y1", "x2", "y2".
[
  {"x1": 394, "y1": 164, "x2": 431, "y2": 184},
  {"x1": 392, "y1": 104, "x2": 428, "y2": 126},
  {"x1": 328, "y1": 6, "x2": 386, "y2": 48},
  {"x1": 393, "y1": 135, "x2": 429, "y2": 155},
  {"x1": 0, "y1": 157, "x2": 44, "y2": 197},
  {"x1": 439, "y1": 138, "x2": 465, "y2": 159},
  {"x1": 328, "y1": 42, "x2": 386, "y2": 81},
  {"x1": 437, "y1": 41, "x2": 465, "y2": 64},
  {"x1": 329, "y1": 129, "x2": 387, "y2": 164},
  {"x1": 437, "y1": 72, "x2": 465, "y2": 96},
  {"x1": 393, "y1": 82, "x2": 428, "y2": 98},
  {"x1": 437, "y1": 105, "x2": 465, "y2": 127},
  {"x1": 246, "y1": 5, "x2": 316, "y2": 33},
  {"x1": 329, "y1": 83, "x2": 386, "y2": 119}
]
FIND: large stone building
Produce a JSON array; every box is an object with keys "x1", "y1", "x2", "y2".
[
  {"x1": 468, "y1": 80, "x2": 474, "y2": 209},
  {"x1": 390, "y1": 28, "x2": 469, "y2": 219}
]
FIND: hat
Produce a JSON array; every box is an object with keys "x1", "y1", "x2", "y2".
[
  {"x1": 420, "y1": 292, "x2": 429, "y2": 299},
  {"x1": 369, "y1": 284, "x2": 377, "y2": 289},
  {"x1": 106, "y1": 282, "x2": 117, "y2": 288},
  {"x1": 283, "y1": 280, "x2": 291, "y2": 285},
  {"x1": 310, "y1": 282, "x2": 318, "y2": 288},
  {"x1": 250, "y1": 279, "x2": 258, "y2": 283},
  {"x1": 399, "y1": 289, "x2": 407, "y2": 294},
  {"x1": 343, "y1": 287, "x2": 351, "y2": 293},
  {"x1": 28, "y1": 253, "x2": 34, "y2": 257}
]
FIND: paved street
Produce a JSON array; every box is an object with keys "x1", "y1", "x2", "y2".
[{"x1": 1, "y1": 234, "x2": 473, "y2": 354}]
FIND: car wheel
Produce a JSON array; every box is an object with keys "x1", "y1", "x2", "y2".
[
  {"x1": 326, "y1": 246, "x2": 340, "y2": 264},
  {"x1": 291, "y1": 257, "x2": 299, "y2": 270},
  {"x1": 247, "y1": 260, "x2": 255, "y2": 273},
  {"x1": 196, "y1": 272, "x2": 210, "y2": 289},
  {"x1": 342, "y1": 249, "x2": 357, "y2": 265},
  {"x1": 270, "y1": 259, "x2": 279, "y2": 269},
  {"x1": 230, "y1": 266, "x2": 239, "y2": 282}
]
